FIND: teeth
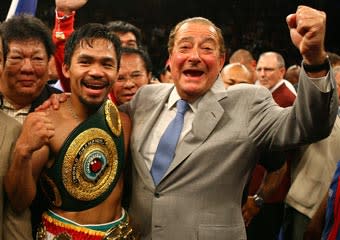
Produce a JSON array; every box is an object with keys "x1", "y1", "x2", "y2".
[
  {"x1": 84, "y1": 82, "x2": 106, "y2": 90},
  {"x1": 89, "y1": 85, "x2": 103, "y2": 90}
]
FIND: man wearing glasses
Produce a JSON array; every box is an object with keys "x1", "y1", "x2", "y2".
[{"x1": 245, "y1": 51, "x2": 297, "y2": 239}]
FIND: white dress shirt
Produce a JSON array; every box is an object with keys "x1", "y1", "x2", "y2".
[{"x1": 141, "y1": 88, "x2": 198, "y2": 170}]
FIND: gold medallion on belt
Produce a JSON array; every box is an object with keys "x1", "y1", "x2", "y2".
[{"x1": 62, "y1": 127, "x2": 118, "y2": 201}]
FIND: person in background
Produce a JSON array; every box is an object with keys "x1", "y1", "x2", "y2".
[
  {"x1": 159, "y1": 64, "x2": 174, "y2": 83},
  {"x1": 0, "y1": 14, "x2": 62, "y2": 239},
  {"x1": 281, "y1": 117, "x2": 340, "y2": 240},
  {"x1": 304, "y1": 160, "x2": 340, "y2": 240},
  {"x1": 280, "y1": 59, "x2": 340, "y2": 240},
  {"x1": 220, "y1": 62, "x2": 252, "y2": 88},
  {"x1": 229, "y1": 48, "x2": 257, "y2": 83},
  {"x1": 301, "y1": 60, "x2": 340, "y2": 240},
  {"x1": 327, "y1": 51, "x2": 340, "y2": 67},
  {"x1": 285, "y1": 64, "x2": 300, "y2": 90},
  {"x1": 110, "y1": 47, "x2": 153, "y2": 105},
  {"x1": 256, "y1": 51, "x2": 296, "y2": 95},
  {"x1": 219, "y1": 62, "x2": 288, "y2": 230},
  {"x1": 245, "y1": 51, "x2": 296, "y2": 240},
  {"x1": 106, "y1": 20, "x2": 143, "y2": 49},
  {"x1": 0, "y1": 15, "x2": 61, "y2": 123},
  {"x1": 0, "y1": 31, "x2": 24, "y2": 240},
  {"x1": 105, "y1": 22, "x2": 148, "y2": 101},
  {"x1": 118, "y1": 6, "x2": 336, "y2": 239},
  {"x1": 4, "y1": 22, "x2": 137, "y2": 240}
]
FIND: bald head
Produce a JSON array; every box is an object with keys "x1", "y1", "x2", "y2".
[
  {"x1": 229, "y1": 49, "x2": 254, "y2": 64},
  {"x1": 285, "y1": 64, "x2": 300, "y2": 85},
  {"x1": 220, "y1": 63, "x2": 252, "y2": 88},
  {"x1": 229, "y1": 49, "x2": 256, "y2": 83}
]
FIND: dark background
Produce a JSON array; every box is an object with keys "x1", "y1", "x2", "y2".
[{"x1": 1, "y1": 0, "x2": 339, "y2": 76}]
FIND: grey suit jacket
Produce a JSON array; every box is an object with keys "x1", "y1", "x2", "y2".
[
  {"x1": 0, "y1": 111, "x2": 32, "y2": 240},
  {"x1": 121, "y1": 70, "x2": 337, "y2": 240}
]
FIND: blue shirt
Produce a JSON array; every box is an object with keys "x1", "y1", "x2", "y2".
[{"x1": 322, "y1": 161, "x2": 340, "y2": 240}]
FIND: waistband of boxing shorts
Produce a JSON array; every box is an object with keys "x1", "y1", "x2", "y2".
[{"x1": 36, "y1": 209, "x2": 136, "y2": 240}]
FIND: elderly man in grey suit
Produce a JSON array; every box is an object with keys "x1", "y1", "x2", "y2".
[
  {"x1": 42, "y1": 5, "x2": 335, "y2": 240},
  {"x1": 119, "y1": 5, "x2": 337, "y2": 240}
]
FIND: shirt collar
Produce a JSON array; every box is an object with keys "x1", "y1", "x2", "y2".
[
  {"x1": 2, "y1": 97, "x2": 31, "y2": 114},
  {"x1": 168, "y1": 88, "x2": 198, "y2": 113}
]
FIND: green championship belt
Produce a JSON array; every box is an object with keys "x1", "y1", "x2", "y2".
[{"x1": 40, "y1": 100, "x2": 125, "y2": 211}]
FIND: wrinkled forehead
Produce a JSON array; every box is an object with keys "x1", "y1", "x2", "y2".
[
  {"x1": 257, "y1": 55, "x2": 279, "y2": 67},
  {"x1": 7, "y1": 39, "x2": 48, "y2": 57},
  {"x1": 176, "y1": 22, "x2": 219, "y2": 42}
]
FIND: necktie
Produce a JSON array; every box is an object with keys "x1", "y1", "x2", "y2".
[{"x1": 151, "y1": 99, "x2": 189, "y2": 185}]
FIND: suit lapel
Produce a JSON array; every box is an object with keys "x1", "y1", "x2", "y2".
[
  {"x1": 133, "y1": 81, "x2": 227, "y2": 188},
  {"x1": 133, "y1": 86, "x2": 174, "y2": 188},
  {"x1": 136, "y1": 86, "x2": 174, "y2": 153},
  {"x1": 163, "y1": 90, "x2": 227, "y2": 180}
]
